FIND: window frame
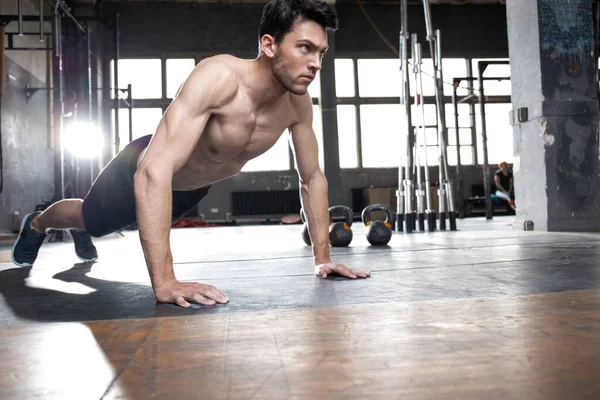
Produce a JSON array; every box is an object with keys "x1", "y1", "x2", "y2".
[{"x1": 334, "y1": 54, "x2": 511, "y2": 169}]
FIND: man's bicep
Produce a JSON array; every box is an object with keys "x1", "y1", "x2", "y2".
[{"x1": 150, "y1": 102, "x2": 212, "y2": 172}]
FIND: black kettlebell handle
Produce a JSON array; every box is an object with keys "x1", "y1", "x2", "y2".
[
  {"x1": 361, "y1": 204, "x2": 394, "y2": 227},
  {"x1": 328, "y1": 205, "x2": 353, "y2": 227}
]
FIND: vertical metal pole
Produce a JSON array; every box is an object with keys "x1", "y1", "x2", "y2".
[
  {"x1": 87, "y1": 25, "x2": 93, "y2": 121},
  {"x1": 417, "y1": 46, "x2": 434, "y2": 232},
  {"x1": 52, "y1": 8, "x2": 65, "y2": 201},
  {"x1": 113, "y1": 13, "x2": 120, "y2": 155},
  {"x1": 596, "y1": 1, "x2": 600, "y2": 96},
  {"x1": 0, "y1": 26, "x2": 3, "y2": 193},
  {"x1": 436, "y1": 30, "x2": 456, "y2": 231},
  {"x1": 422, "y1": 0, "x2": 449, "y2": 230},
  {"x1": 412, "y1": 34, "x2": 425, "y2": 232},
  {"x1": 0, "y1": 26, "x2": 4, "y2": 97},
  {"x1": 397, "y1": 0, "x2": 410, "y2": 232},
  {"x1": 39, "y1": 0, "x2": 45, "y2": 42},
  {"x1": 86, "y1": 23, "x2": 94, "y2": 187},
  {"x1": 452, "y1": 79, "x2": 464, "y2": 218},
  {"x1": 18, "y1": 0, "x2": 24, "y2": 36},
  {"x1": 127, "y1": 84, "x2": 133, "y2": 143},
  {"x1": 477, "y1": 61, "x2": 493, "y2": 220},
  {"x1": 353, "y1": 58, "x2": 363, "y2": 168},
  {"x1": 466, "y1": 59, "x2": 477, "y2": 165}
]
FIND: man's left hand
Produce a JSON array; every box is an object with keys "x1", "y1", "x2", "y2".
[{"x1": 315, "y1": 262, "x2": 371, "y2": 279}]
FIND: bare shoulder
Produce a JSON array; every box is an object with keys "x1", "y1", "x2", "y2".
[
  {"x1": 288, "y1": 92, "x2": 313, "y2": 127},
  {"x1": 178, "y1": 55, "x2": 241, "y2": 109}
]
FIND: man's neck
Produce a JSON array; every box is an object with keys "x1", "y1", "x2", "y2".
[{"x1": 245, "y1": 56, "x2": 289, "y2": 108}]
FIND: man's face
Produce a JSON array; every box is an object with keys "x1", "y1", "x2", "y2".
[{"x1": 270, "y1": 18, "x2": 329, "y2": 95}]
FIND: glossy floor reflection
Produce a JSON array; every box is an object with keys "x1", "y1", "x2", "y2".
[{"x1": 1, "y1": 216, "x2": 600, "y2": 399}]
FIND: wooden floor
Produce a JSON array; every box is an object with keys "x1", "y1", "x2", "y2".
[{"x1": 2, "y1": 216, "x2": 600, "y2": 399}]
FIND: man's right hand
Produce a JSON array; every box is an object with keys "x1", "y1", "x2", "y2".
[{"x1": 154, "y1": 279, "x2": 229, "y2": 308}]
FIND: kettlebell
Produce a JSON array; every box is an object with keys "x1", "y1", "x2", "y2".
[
  {"x1": 328, "y1": 205, "x2": 354, "y2": 247},
  {"x1": 361, "y1": 204, "x2": 393, "y2": 246},
  {"x1": 300, "y1": 208, "x2": 311, "y2": 246}
]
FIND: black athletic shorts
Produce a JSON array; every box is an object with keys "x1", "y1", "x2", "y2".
[{"x1": 82, "y1": 135, "x2": 211, "y2": 237}]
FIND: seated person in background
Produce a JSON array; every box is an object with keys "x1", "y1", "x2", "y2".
[{"x1": 494, "y1": 161, "x2": 515, "y2": 209}]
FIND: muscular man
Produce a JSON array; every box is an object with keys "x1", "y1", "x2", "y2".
[{"x1": 11, "y1": 0, "x2": 370, "y2": 308}]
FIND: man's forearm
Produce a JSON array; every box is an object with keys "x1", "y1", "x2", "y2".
[
  {"x1": 133, "y1": 170, "x2": 176, "y2": 290},
  {"x1": 300, "y1": 172, "x2": 331, "y2": 265}
]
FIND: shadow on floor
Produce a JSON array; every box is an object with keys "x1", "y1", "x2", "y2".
[{"x1": 0, "y1": 264, "x2": 227, "y2": 323}]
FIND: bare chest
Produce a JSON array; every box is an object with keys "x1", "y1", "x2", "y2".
[
  {"x1": 197, "y1": 100, "x2": 294, "y2": 163},
  {"x1": 171, "y1": 98, "x2": 296, "y2": 189}
]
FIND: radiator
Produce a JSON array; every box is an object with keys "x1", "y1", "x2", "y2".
[{"x1": 232, "y1": 190, "x2": 301, "y2": 216}]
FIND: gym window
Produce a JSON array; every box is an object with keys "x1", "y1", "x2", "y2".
[
  {"x1": 340, "y1": 56, "x2": 509, "y2": 168},
  {"x1": 334, "y1": 59, "x2": 355, "y2": 97},
  {"x1": 110, "y1": 58, "x2": 163, "y2": 99},
  {"x1": 408, "y1": 58, "x2": 436, "y2": 97},
  {"x1": 471, "y1": 58, "x2": 511, "y2": 96},
  {"x1": 356, "y1": 59, "x2": 401, "y2": 97},
  {"x1": 442, "y1": 58, "x2": 469, "y2": 96},
  {"x1": 475, "y1": 103, "x2": 513, "y2": 165},
  {"x1": 111, "y1": 57, "x2": 199, "y2": 152},
  {"x1": 445, "y1": 103, "x2": 473, "y2": 166},
  {"x1": 111, "y1": 108, "x2": 163, "y2": 150},
  {"x1": 359, "y1": 104, "x2": 402, "y2": 168},
  {"x1": 166, "y1": 58, "x2": 196, "y2": 98},
  {"x1": 411, "y1": 104, "x2": 439, "y2": 166},
  {"x1": 337, "y1": 105, "x2": 358, "y2": 168}
]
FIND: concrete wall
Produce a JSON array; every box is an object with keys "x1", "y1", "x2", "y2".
[
  {"x1": 1, "y1": 0, "x2": 49, "y2": 82},
  {"x1": 507, "y1": 0, "x2": 600, "y2": 232},
  {"x1": 0, "y1": 0, "x2": 54, "y2": 233}
]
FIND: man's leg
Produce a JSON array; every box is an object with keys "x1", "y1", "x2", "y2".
[
  {"x1": 495, "y1": 190, "x2": 515, "y2": 210},
  {"x1": 31, "y1": 198, "x2": 98, "y2": 262},
  {"x1": 12, "y1": 198, "x2": 98, "y2": 266},
  {"x1": 12, "y1": 135, "x2": 152, "y2": 267},
  {"x1": 31, "y1": 198, "x2": 85, "y2": 232}
]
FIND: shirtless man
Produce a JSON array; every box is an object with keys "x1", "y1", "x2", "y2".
[{"x1": 11, "y1": 0, "x2": 370, "y2": 308}]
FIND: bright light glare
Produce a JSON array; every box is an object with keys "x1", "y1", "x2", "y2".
[{"x1": 63, "y1": 122, "x2": 104, "y2": 159}]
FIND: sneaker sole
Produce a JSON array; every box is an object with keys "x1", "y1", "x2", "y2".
[
  {"x1": 76, "y1": 255, "x2": 98, "y2": 262},
  {"x1": 11, "y1": 214, "x2": 36, "y2": 267}
]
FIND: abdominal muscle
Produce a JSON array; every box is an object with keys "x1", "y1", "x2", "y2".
[{"x1": 170, "y1": 153, "x2": 245, "y2": 191}]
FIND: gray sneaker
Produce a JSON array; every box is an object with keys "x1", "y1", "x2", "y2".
[{"x1": 11, "y1": 212, "x2": 46, "y2": 267}]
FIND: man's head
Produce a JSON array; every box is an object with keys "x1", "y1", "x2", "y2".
[
  {"x1": 498, "y1": 161, "x2": 509, "y2": 174},
  {"x1": 257, "y1": 0, "x2": 338, "y2": 95}
]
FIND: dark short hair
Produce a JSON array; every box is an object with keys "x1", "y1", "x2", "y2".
[{"x1": 258, "y1": 0, "x2": 338, "y2": 45}]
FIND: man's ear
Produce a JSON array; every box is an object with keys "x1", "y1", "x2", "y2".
[{"x1": 261, "y1": 34, "x2": 277, "y2": 58}]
